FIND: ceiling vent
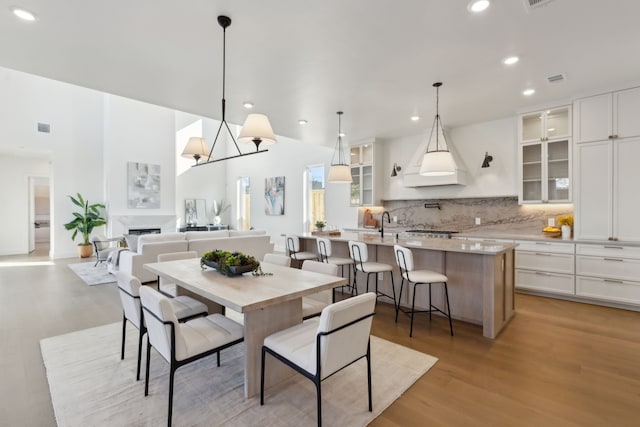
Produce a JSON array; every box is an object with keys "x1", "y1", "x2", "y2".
[
  {"x1": 37, "y1": 123, "x2": 51, "y2": 133},
  {"x1": 522, "y1": 0, "x2": 556, "y2": 12},
  {"x1": 547, "y1": 73, "x2": 566, "y2": 84}
]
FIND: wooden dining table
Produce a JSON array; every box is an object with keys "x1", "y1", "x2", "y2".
[{"x1": 144, "y1": 258, "x2": 347, "y2": 398}]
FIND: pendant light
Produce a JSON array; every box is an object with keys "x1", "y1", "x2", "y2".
[
  {"x1": 419, "y1": 82, "x2": 457, "y2": 176},
  {"x1": 193, "y1": 15, "x2": 274, "y2": 167},
  {"x1": 327, "y1": 111, "x2": 353, "y2": 183},
  {"x1": 181, "y1": 137, "x2": 211, "y2": 164}
]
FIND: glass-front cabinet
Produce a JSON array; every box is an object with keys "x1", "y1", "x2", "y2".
[
  {"x1": 519, "y1": 106, "x2": 571, "y2": 204},
  {"x1": 350, "y1": 143, "x2": 375, "y2": 206}
]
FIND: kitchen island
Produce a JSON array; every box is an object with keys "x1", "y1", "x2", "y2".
[{"x1": 299, "y1": 232, "x2": 517, "y2": 339}]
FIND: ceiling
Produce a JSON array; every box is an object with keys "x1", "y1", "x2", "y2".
[{"x1": 2, "y1": 0, "x2": 640, "y2": 147}]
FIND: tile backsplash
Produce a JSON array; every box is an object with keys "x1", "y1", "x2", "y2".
[{"x1": 380, "y1": 197, "x2": 573, "y2": 233}]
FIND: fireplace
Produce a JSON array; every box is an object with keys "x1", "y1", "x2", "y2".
[
  {"x1": 127, "y1": 227, "x2": 161, "y2": 236},
  {"x1": 109, "y1": 214, "x2": 177, "y2": 237}
]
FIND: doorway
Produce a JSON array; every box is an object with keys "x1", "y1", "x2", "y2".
[{"x1": 29, "y1": 176, "x2": 51, "y2": 256}]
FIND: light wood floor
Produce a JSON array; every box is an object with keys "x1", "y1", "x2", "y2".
[{"x1": 1, "y1": 253, "x2": 638, "y2": 426}]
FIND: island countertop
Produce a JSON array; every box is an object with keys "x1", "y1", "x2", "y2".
[{"x1": 300, "y1": 232, "x2": 518, "y2": 255}]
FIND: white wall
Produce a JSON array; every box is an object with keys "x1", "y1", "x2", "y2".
[
  {"x1": 224, "y1": 134, "x2": 354, "y2": 250},
  {"x1": 381, "y1": 117, "x2": 518, "y2": 200}
]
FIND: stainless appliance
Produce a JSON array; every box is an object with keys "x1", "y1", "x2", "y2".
[{"x1": 404, "y1": 229, "x2": 458, "y2": 239}]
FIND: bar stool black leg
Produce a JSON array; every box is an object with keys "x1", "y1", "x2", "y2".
[
  {"x1": 390, "y1": 272, "x2": 397, "y2": 314},
  {"x1": 444, "y1": 282, "x2": 454, "y2": 336},
  {"x1": 395, "y1": 278, "x2": 405, "y2": 322},
  {"x1": 428, "y1": 283, "x2": 433, "y2": 320},
  {"x1": 410, "y1": 283, "x2": 419, "y2": 337}
]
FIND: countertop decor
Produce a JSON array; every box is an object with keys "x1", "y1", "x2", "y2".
[{"x1": 201, "y1": 250, "x2": 259, "y2": 276}]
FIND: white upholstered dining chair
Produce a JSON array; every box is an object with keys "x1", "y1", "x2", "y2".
[
  {"x1": 140, "y1": 286, "x2": 244, "y2": 427},
  {"x1": 261, "y1": 292, "x2": 377, "y2": 427},
  {"x1": 156, "y1": 251, "x2": 198, "y2": 297},
  {"x1": 301, "y1": 260, "x2": 339, "y2": 319},
  {"x1": 260, "y1": 292, "x2": 376, "y2": 427},
  {"x1": 116, "y1": 271, "x2": 208, "y2": 381},
  {"x1": 263, "y1": 253, "x2": 292, "y2": 267}
]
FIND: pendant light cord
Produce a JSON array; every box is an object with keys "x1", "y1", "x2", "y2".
[
  {"x1": 221, "y1": 23, "x2": 226, "y2": 121},
  {"x1": 337, "y1": 112, "x2": 344, "y2": 164}
]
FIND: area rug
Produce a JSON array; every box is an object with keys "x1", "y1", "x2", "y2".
[
  {"x1": 68, "y1": 262, "x2": 115, "y2": 285},
  {"x1": 41, "y1": 322, "x2": 437, "y2": 427}
]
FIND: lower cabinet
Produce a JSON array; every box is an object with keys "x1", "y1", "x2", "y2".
[
  {"x1": 515, "y1": 240, "x2": 575, "y2": 296},
  {"x1": 575, "y1": 244, "x2": 640, "y2": 305}
]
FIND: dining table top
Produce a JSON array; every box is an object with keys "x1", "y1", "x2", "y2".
[{"x1": 144, "y1": 258, "x2": 347, "y2": 313}]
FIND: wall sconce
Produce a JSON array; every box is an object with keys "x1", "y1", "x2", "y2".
[
  {"x1": 390, "y1": 163, "x2": 402, "y2": 177},
  {"x1": 481, "y1": 152, "x2": 493, "y2": 168}
]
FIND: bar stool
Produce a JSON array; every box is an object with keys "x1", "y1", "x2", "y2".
[
  {"x1": 348, "y1": 240, "x2": 396, "y2": 307},
  {"x1": 285, "y1": 235, "x2": 317, "y2": 267},
  {"x1": 394, "y1": 244, "x2": 453, "y2": 337},
  {"x1": 316, "y1": 237, "x2": 355, "y2": 297}
]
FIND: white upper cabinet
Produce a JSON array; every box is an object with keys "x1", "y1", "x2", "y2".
[
  {"x1": 575, "y1": 86, "x2": 640, "y2": 143},
  {"x1": 350, "y1": 142, "x2": 377, "y2": 206},
  {"x1": 519, "y1": 106, "x2": 571, "y2": 204},
  {"x1": 521, "y1": 106, "x2": 570, "y2": 143}
]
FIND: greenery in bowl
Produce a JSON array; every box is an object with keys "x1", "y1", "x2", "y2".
[{"x1": 201, "y1": 250, "x2": 259, "y2": 276}]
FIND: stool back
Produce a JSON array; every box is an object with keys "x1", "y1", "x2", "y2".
[
  {"x1": 285, "y1": 235, "x2": 301, "y2": 254},
  {"x1": 349, "y1": 240, "x2": 369, "y2": 264},
  {"x1": 316, "y1": 237, "x2": 332, "y2": 262},
  {"x1": 394, "y1": 245, "x2": 414, "y2": 272}
]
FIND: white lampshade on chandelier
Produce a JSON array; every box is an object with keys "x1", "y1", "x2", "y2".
[
  {"x1": 181, "y1": 137, "x2": 211, "y2": 164},
  {"x1": 238, "y1": 113, "x2": 277, "y2": 151},
  {"x1": 327, "y1": 111, "x2": 353, "y2": 183},
  {"x1": 419, "y1": 82, "x2": 457, "y2": 176}
]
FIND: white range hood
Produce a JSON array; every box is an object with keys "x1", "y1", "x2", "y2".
[{"x1": 402, "y1": 129, "x2": 467, "y2": 187}]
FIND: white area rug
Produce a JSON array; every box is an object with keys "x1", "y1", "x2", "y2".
[
  {"x1": 68, "y1": 262, "x2": 115, "y2": 285},
  {"x1": 41, "y1": 322, "x2": 437, "y2": 427}
]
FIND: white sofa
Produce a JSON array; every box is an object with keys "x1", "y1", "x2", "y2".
[{"x1": 118, "y1": 230, "x2": 273, "y2": 282}]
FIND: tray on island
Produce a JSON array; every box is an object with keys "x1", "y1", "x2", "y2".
[{"x1": 311, "y1": 230, "x2": 341, "y2": 236}]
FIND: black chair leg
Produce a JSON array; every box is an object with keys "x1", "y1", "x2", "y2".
[
  {"x1": 136, "y1": 327, "x2": 144, "y2": 381},
  {"x1": 444, "y1": 282, "x2": 454, "y2": 336},
  {"x1": 366, "y1": 341, "x2": 372, "y2": 412},
  {"x1": 121, "y1": 314, "x2": 126, "y2": 360},
  {"x1": 167, "y1": 366, "x2": 175, "y2": 427},
  {"x1": 352, "y1": 266, "x2": 358, "y2": 296},
  {"x1": 260, "y1": 347, "x2": 266, "y2": 406},
  {"x1": 217, "y1": 351, "x2": 221, "y2": 367},
  {"x1": 144, "y1": 341, "x2": 151, "y2": 396},
  {"x1": 410, "y1": 283, "x2": 418, "y2": 337},
  {"x1": 429, "y1": 283, "x2": 433, "y2": 320},
  {"x1": 315, "y1": 379, "x2": 322, "y2": 427},
  {"x1": 395, "y1": 278, "x2": 405, "y2": 322},
  {"x1": 390, "y1": 271, "x2": 397, "y2": 312}
]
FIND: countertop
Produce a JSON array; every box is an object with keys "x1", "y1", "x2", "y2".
[{"x1": 300, "y1": 232, "x2": 517, "y2": 255}]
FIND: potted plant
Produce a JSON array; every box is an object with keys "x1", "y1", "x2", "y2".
[
  {"x1": 315, "y1": 220, "x2": 326, "y2": 232},
  {"x1": 63, "y1": 193, "x2": 107, "y2": 258}
]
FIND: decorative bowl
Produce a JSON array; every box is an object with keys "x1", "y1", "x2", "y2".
[{"x1": 202, "y1": 259, "x2": 257, "y2": 276}]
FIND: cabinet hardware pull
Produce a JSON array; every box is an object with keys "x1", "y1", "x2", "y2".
[
  {"x1": 603, "y1": 258, "x2": 624, "y2": 262},
  {"x1": 604, "y1": 279, "x2": 624, "y2": 284},
  {"x1": 603, "y1": 246, "x2": 623, "y2": 249},
  {"x1": 535, "y1": 272, "x2": 551, "y2": 276},
  {"x1": 613, "y1": 134, "x2": 618, "y2": 139},
  {"x1": 608, "y1": 135, "x2": 613, "y2": 139},
  {"x1": 535, "y1": 242, "x2": 551, "y2": 245},
  {"x1": 535, "y1": 253, "x2": 552, "y2": 256}
]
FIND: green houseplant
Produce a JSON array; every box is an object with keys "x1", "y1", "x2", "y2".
[
  {"x1": 315, "y1": 220, "x2": 326, "y2": 232},
  {"x1": 63, "y1": 193, "x2": 107, "y2": 258}
]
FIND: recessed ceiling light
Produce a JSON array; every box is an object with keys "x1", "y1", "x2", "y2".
[
  {"x1": 298, "y1": 119, "x2": 308, "y2": 125},
  {"x1": 523, "y1": 88, "x2": 535, "y2": 96},
  {"x1": 503, "y1": 56, "x2": 519, "y2": 65},
  {"x1": 11, "y1": 7, "x2": 37, "y2": 21},
  {"x1": 468, "y1": 0, "x2": 490, "y2": 13},
  {"x1": 242, "y1": 102, "x2": 254, "y2": 109},
  {"x1": 410, "y1": 115, "x2": 420, "y2": 122}
]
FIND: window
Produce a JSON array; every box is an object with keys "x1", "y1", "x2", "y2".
[
  {"x1": 305, "y1": 165, "x2": 325, "y2": 232},
  {"x1": 237, "y1": 177, "x2": 251, "y2": 231}
]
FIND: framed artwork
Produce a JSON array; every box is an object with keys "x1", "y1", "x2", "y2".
[
  {"x1": 127, "y1": 162, "x2": 161, "y2": 208},
  {"x1": 185, "y1": 199, "x2": 206, "y2": 225},
  {"x1": 265, "y1": 176, "x2": 285, "y2": 215}
]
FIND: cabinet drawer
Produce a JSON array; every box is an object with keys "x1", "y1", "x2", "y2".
[
  {"x1": 516, "y1": 270, "x2": 575, "y2": 295},
  {"x1": 515, "y1": 240, "x2": 575, "y2": 254},
  {"x1": 576, "y1": 255, "x2": 640, "y2": 281},
  {"x1": 576, "y1": 243, "x2": 640, "y2": 259},
  {"x1": 576, "y1": 276, "x2": 640, "y2": 306},
  {"x1": 516, "y1": 251, "x2": 575, "y2": 274}
]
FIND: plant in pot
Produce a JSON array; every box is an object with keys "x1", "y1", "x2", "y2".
[
  {"x1": 315, "y1": 220, "x2": 326, "y2": 232},
  {"x1": 63, "y1": 193, "x2": 107, "y2": 258}
]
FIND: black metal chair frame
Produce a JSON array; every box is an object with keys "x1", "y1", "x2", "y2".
[
  {"x1": 142, "y1": 306, "x2": 244, "y2": 427},
  {"x1": 394, "y1": 248, "x2": 454, "y2": 337},
  {"x1": 260, "y1": 312, "x2": 375, "y2": 427},
  {"x1": 350, "y1": 243, "x2": 397, "y2": 306},
  {"x1": 317, "y1": 239, "x2": 355, "y2": 300},
  {"x1": 118, "y1": 286, "x2": 207, "y2": 381}
]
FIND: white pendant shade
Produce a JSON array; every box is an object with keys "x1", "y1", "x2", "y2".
[
  {"x1": 238, "y1": 114, "x2": 276, "y2": 146},
  {"x1": 327, "y1": 164, "x2": 353, "y2": 183},
  {"x1": 181, "y1": 137, "x2": 210, "y2": 160},
  {"x1": 419, "y1": 151, "x2": 456, "y2": 176}
]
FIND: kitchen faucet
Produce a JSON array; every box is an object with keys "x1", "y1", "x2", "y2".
[{"x1": 380, "y1": 211, "x2": 391, "y2": 237}]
